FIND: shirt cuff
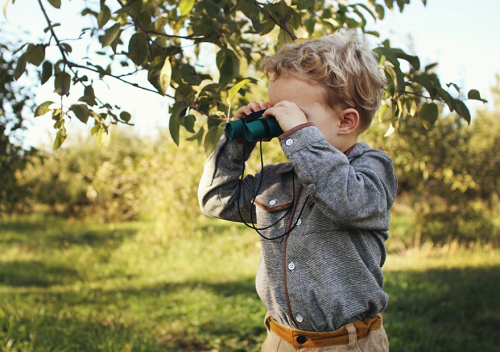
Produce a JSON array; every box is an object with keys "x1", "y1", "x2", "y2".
[
  {"x1": 279, "y1": 125, "x2": 326, "y2": 156},
  {"x1": 278, "y1": 122, "x2": 315, "y2": 141}
]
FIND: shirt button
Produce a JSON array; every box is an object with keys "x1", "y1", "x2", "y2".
[
  {"x1": 288, "y1": 262, "x2": 295, "y2": 271},
  {"x1": 269, "y1": 199, "x2": 277, "y2": 206},
  {"x1": 285, "y1": 139, "x2": 294, "y2": 146},
  {"x1": 296, "y1": 219, "x2": 302, "y2": 226},
  {"x1": 296, "y1": 314, "x2": 303, "y2": 323}
]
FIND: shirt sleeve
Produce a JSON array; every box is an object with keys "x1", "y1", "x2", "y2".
[
  {"x1": 279, "y1": 125, "x2": 398, "y2": 230},
  {"x1": 198, "y1": 134, "x2": 260, "y2": 224}
]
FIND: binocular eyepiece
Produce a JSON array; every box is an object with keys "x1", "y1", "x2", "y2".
[{"x1": 225, "y1": 109, "x2": 283, "y2": 142}]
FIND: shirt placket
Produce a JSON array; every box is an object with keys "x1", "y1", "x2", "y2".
[{"x1": 282, "y1": 183, "x2": 303, "y2": 329}]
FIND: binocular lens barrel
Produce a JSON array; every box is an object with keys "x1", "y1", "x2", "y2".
[
  {"x1": 225, "y1": 109, "x2": 283, "y2": 142},
  {"x1": 225, "y1": 119, "x2": 245, "y2": 140},
  {"x1": 244, "y1": 117, "x2": 282, "y2": 142}
]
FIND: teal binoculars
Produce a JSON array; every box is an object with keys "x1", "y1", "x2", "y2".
[{"x1": 225, "y1": 109, "x2": 283, "y2": 142}]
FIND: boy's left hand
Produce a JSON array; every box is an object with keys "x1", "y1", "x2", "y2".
[{"x1": 263, "y1": 100, "x2": 308, "y2": 132}]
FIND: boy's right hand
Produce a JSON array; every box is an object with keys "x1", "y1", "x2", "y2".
[{"x1": 233, "y1": 100, "x2": 272, "y2": 120}]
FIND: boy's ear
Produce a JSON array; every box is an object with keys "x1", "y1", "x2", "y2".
[{"x1": 338, "y1": 108, "x2": 360, "y2": 135}]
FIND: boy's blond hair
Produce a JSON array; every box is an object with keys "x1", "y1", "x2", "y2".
[{"x1": 262, "y1": 29, "x2": 386, "y2": 133}]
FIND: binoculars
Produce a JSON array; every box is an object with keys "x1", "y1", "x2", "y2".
[{"x1": 225, "y1": 109, "x2": 283, "y2": 142}]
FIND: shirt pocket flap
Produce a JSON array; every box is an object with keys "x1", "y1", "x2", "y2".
[{"x1": 254, "y1": 197, "x2": 292, "y2": 212}]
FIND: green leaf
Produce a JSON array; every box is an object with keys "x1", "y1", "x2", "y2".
[
  {"x1": 90, "y1": 124, "x2": 100, "y2": 136},
  {"x1": 392, "y1": 49, "x2": 420, "y2": 70},
  {"x1": 26, "y1": 44, "x2": 45, "y2": 66},
  {"x1": 169, "y1": 111, "x2": 180, "y2": 146},
  {"x1": 186, "y1": 127, "x2": 204, "y2": 146},
  {"x1": 182, "y1": 115, "x2": 196, "y2": 133},
  {"x1": 14, "y1": 53, "x2": 27, "y2": 80},
  {"x1": 226, "y1": 79, "x2": 250, "y2": 105},
  {"x1": 419, "y1": 102, "x2": 439, "y2": 130},
  {"x1": 353, "y1": 3, "x2": 376, "y2": 22},
  {"x1": 412, "y1": 75, "x2": 437, "y2": 99},
  {"x1": 34, "y1": 101, "x2": 54, "y2": 117},
  {"x1": 305, "y1": 17, "x2": 315, "y2": 35},
  {"x1": 54, "y1": 71, "x2": 71, "y2": 96},
  {"x1": 120, "y1": 111, "x2": 132, "y2": 122},
  {"x1": 204, "y1": 125, "x2": 224, "y2": 155},
  {"x1": 455, "y1": 100, "x2": 471, "y2": 125},
  {"x1": 373, "y1": 47, "x2": 400, "y2": 68},
  {"x1": 181, "y1": 64, "x2": 201, "y2": 85},
  {"x1": 378, "y1": 103, "x2": 389, "y2": 123},
  {"x1": 392, "y1": 65, "x2": 406, "y2": 93},
  {"x1": 78, "y1": 85, "x2": 98, "y2": 106},
  {"x1": 436, "y1": 87, "x2": 455, "y2": 111},
  {"x1": 71, "y1": 104, "x2": 90, "y2": 124},
  {"x1": 384, "y1": 123, "x2": 396, "y2": 137},
  {"x1": 41, "y1": 61, "x2": 52, "y2": 84},
  {"x1": 179, "y1": 0, "x2": 195, "y2": 16},
  {"x1": 216, "y1": 49, "x2": 239, "y2": 84},
  {"x1": 467, "y1": 89, "x2": 487, "y2": 103},
  {"x1": 425, "y1": 63, "x2": 439, "y2": 72},
  {"x1": 128, "y1": 32, "x2": 148, "y2": 65},
  {"x1": 97, "y1": 126, "x2": 110, "y2": 148},
  {"x1": 98, "y1": 5, "x2": 111, "y2": 28},
  {"x1": 277, "y1": 28, "x2": 293, "y2": 49},
  {"x1": 298, "y1": 0, "x2": 314, "y2": 10},
  {"x1": 53, "y1": 128, "x2": 67, "y2": 151},
  {"x1": 3, "y1": 0, "x2": 9, "y2": 19},
  {"x1": 100, "y1": 23, "x2": 121, "y2": 48},
  {"x1": 147, "y1": 56, "x2": 172, "y2": 95},
  {"x1": 47, "y1": 0, "x2": 61, "y2": 9},
  {"x1": 384, "y1": 0, "x2": 394, "y2": 9},
  {"x1": 43, "y1": 23, "x2": 61, "y2": 33},
  {"x1": 375, "y1": 4, "x2": 385, "y2": 19},
  {"x1": 61, "y1": 43, "x2": 72, "y2": 53},
  {"x1": 203, "y1": 0, "x2": 220, "y2": 17}
]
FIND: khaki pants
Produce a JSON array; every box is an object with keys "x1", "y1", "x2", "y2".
[{"x1": 261, "y1": 314, "x2": 389, "y2": 352}]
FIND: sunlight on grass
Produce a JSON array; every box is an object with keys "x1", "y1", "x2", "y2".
[{"x1": 1, "y1": 215, "x2": 499, "y2": 351}]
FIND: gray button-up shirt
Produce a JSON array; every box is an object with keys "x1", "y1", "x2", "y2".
[{"x1": 198, "y1": 125, "x2": 397, "y2": 332}]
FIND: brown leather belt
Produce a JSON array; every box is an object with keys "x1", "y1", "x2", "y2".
[{"x1": 265, "y1": 314, "x2": 382, "y2": 348}]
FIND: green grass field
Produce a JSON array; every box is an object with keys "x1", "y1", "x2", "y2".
[{"x1": 1, "y1": 215, "x2": 499, "y2": 352}]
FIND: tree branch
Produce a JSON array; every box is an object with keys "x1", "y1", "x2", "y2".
[
  {"x1": 38, "y1": 0, "x2": 68, "y2": 63},
  {"x1": 254, "y1": 0, "x2": 298, "y2": 41},
  {"x1": 68, "y1": 61, "x2": 174, "y2": 98}
]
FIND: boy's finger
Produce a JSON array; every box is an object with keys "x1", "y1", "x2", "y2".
[
  {"x1": 257, "y1": 100, "x2": 272, "y2": 110},
  {"x1": 234, "y1": 106, "x2": 253, "y2": 119}
]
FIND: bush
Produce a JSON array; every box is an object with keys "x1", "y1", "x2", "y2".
[{"x1": 17, "y1": 128, "x2": 206, "y2": 230}]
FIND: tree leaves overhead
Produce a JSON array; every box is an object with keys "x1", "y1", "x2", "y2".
[
  {"x1": 71, "y1": 104, "x2": 90, "y2": 124},
  {"x1": 34, "y1": 101, "x2": 54, "y2": 117},
  {"x1": 8, "y1": 0, "x2": 486, "y2": 151},
  {"x1": 147, "y1": 55, "x2": 171, "y2": 96},
  {"x1": 179, "y1": 0, "x2": 195, "y2": 16},
  {"x1": 100, "y1": 23, "x2": 121, "y2": 48},
  {"x1": 53, "y1": 71, "x2": 71, "y2": 96},
  {"x1": 46, "y1": 0, "x2": 61, "y2": 9},
  {"x1": 128, "y1": 33, "x2": 148, "y2": 66}
]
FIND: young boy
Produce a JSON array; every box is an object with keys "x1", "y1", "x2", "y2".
[{"x1": 198, "y1": 29, "x2": 397, "y2": 351}]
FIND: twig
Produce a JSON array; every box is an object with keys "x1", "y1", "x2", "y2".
[
  {"x1": 68, "y1": 61, "x2": 174, "y2": 98},
  {"x1": 254, "y1": 0, "x2": 298, "y2": 41}
]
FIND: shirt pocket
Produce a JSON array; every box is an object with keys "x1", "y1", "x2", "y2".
[{"x1": 254, "y1": 196, "x2": 292, "y2": 231}]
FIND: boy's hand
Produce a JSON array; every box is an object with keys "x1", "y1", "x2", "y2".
[
  {"x1": 263, "y1": 100, "x2": 308, "y2": 132},
  {"x1": 234, "y1": 100, "x2": 272, "y2": 120}
]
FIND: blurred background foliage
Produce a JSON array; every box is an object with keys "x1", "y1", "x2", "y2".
[
  {"x1": 3, "y1": 76, "x2": 499, "y2": 249},
  {"x1": 366, "y1": 75, "x2": 500, "y2": 246}
]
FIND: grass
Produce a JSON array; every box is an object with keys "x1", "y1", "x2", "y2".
[{"x1": 1, "y1": 215, "x2": 500, "y2": 351}]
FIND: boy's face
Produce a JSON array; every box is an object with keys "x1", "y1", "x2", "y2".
[{"x1": 267, "y1": 73, "x2": 345, "y2": 149}]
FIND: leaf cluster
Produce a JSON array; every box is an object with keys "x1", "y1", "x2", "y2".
[{"x1": 5, "y1": 0, "x2": 487, "y2": 153}]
